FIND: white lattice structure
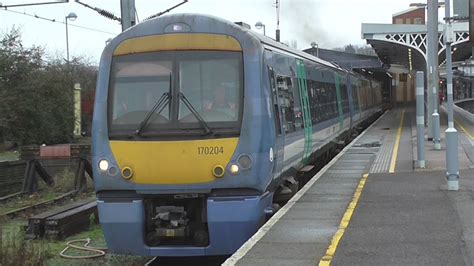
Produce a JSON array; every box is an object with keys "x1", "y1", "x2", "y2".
[{"x1": 362, "y1": 22, "x2": 469, "y2": 65}]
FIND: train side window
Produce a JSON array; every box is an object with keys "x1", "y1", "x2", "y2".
[
  {"x1": 351, "y1": 79, "x2": 359, "y2": 112},
  {"x1": 276, "y1": 75, "x2": 299, "y2": 133},
  {"x1": 268, "y1": 67, "x2": 282, "y2": 135},
  {"x1": 316, "y1": 81, "x2": 328, "y2": 121},
  {"x1": 307, "y1": 80, "x2": 319, "y2": 124},
  {"x1": 326, "y1": 82, "x2": 338, "y2": 120},
  {"x1": 340, "y1": 82, "x2": 350, "y2": 114}
]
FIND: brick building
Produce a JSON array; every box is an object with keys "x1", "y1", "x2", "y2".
[{"x1": 392, "y1": 7, "x2": 425, "y2": 25}]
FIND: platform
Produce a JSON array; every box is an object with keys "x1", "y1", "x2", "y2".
[{"x1": 224, "y1": 106, "x2": 474, "y2": 266}]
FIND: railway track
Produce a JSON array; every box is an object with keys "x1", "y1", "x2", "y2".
[
  {"x1": 0, "y1": 191, "x2": 24, "y2": 202},
  {"x1": 0, "y1": 190, "x2": 77, "y2": 219}
]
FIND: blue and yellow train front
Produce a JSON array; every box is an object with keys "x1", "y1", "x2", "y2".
[{"x1": 92, "y1": 18, "x2": 276, "y2": 256}]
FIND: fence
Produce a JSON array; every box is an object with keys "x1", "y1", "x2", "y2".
[{"x1": 0, "y1": 160, "x2": 26, "y2": 197}]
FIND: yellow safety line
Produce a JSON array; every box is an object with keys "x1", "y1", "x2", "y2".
[
  {"x1": 455, "y1": 118, "x2": 474, "y2": 141},
  {"x1": 318, "y1": 173, "x2": 369, "y2": 266},
  {"x1": 389, "y1": 109, "x2": 405, "y2": 173}
]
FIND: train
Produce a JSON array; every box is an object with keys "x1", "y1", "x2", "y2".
[{"x1": 92, "y1": 13, "x2": 384, "y2": 257}]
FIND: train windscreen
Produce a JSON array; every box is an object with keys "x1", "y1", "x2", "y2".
[{"x1": 108, "y1": 51, "x2": 243, "y2": 138}]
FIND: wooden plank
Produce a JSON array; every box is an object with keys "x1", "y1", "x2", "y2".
[
  {"x1": 25, "y1": 199, "x2": 93, "y2": 239},
  {"x1": 44, "y1": 201, "x2": 97, "y2": 240},
  {"x1": 46, "y1": 201, "x2": 97, "y2": 225},
  {"x1": 45, "y1": 216, "x2": 91, "y2": 240}
]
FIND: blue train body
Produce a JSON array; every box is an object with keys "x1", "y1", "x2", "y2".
[{"x1": 92, "y1": 14, "x2": 383, "y2": 256}]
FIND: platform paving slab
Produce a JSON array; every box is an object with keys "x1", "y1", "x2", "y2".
[{"x1": 332, "y1": 170, "x2": 472, "y2": 266}]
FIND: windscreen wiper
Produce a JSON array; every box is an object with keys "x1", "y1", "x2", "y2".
[
  {"x1": 134, "y1": 92, "x2": 171, "y2": 136},
  {"x1": 179, "y1": 92, "x2": 213, "y2": 135}
]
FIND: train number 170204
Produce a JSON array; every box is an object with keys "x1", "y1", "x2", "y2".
[{"x1": 197, "y1": 146, "x2": 224, "y2": 155}]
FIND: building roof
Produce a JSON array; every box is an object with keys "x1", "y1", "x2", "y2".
[
  {"x1": 392, "y1": 7, "x2": 424, "y2": 18},
  {"x1": 302, "y1": 47, "x2": 384, "y2": 70}
]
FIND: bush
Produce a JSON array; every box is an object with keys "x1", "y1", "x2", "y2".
[{"x1": 0, "y1": 28, "x2": 97, "y2": 145}]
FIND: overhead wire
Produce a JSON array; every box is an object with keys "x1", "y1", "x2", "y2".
[
  {"x1": 74, "y1": 1, "x2": 121, "y2": 23},
  {"x1": 145, "y1": 0, "x2": 188, "y2": 21},
  {"x1": 0, "y1": 8, "x2": 118, "y2": 35}
]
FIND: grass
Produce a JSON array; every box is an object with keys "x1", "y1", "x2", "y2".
[
  {"x1": 0, "y1": 220, "x2": 53, "y2": 265},
  {"x1": 1, "y1": 162, "x2": 149, "y2": 265},
  {"x1": 0, "y1": 150, "x2": 20, "y2": 162},
  {"x1": 1, "y1": 213, "x2": 150, "y2": 265}
]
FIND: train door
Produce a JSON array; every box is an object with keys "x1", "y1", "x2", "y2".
[
  {"x1": 347, "y1": 74, "x2": 354, "y2": 129},
  {"x1": 267, "y1": 66, "x2": 284, "y2": 175}
]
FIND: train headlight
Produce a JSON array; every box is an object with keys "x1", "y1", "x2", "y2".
[
  {"x1": 98, "y1": 159, "x2": 109, "y2": 171},
  {"x1": 238, "y1": 154, "x2": 252, "y2": 169},
  {"x1": 230, "y1": 164, "x2": 239, "y2": 175}
]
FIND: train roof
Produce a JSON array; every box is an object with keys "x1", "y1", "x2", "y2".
[
  {"x1": 247, "y1": 30, "x2": 346, "y2": 72},
  {"x1": 134, "y1": 14, "x2": 343, "y2": 68},
  {"x1": 116, "y1": 13, "x2": 372, "y2": 78}
]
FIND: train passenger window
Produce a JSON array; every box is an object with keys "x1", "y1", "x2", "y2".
[
  {"x1": 268, "y1": 67, "x2": 282, "y2": 135},
  {"x1": 351, "y1": 79, "x2": 359, "y2": 113},
  {"x1": 276, "y1": 75, "x2": 301, "y2": 133},
  {"x1": 307, "y1": 80, "x2": 319, "y2": 123},
  {"x1": 340, "y1": 83, "x2": 350, "y2": 114}
]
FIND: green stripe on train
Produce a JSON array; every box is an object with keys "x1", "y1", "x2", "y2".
[{"x1": 296, "y1": 60, "x2": 312, "y2": 163}]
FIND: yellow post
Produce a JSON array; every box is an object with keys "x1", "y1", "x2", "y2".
[{"x1": 74, "y1": 83, "x2": 82, "y2": 137}]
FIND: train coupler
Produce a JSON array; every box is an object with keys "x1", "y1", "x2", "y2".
[
  {"x1": 153, "y1": 206, "x2": 189, "y2": 238},
  {"x1": 145, "y1": 199, "x2": 210, "y2": 247}
]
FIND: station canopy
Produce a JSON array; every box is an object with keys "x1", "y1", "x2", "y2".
[{"x1": 361, "y1": 22, "x2": 471, "y2": 72}]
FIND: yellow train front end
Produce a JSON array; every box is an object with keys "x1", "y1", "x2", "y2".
[{"x1": 108, "y1": 33, "x2": 242, "y2": 185}]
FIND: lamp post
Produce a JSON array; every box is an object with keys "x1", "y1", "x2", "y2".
[
  {"x1": 255, "y1": 21, "x2": 266, "y2": 35},
  {"x1": 65, "y1": 12, "x2": 77, "y2": 62}
]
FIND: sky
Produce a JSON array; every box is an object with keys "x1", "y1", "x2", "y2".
[{"x1": 0, "y1": 0, "x2": 418, "y2": 64}]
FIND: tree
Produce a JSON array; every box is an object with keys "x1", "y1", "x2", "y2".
[
  {"x1": 334, "y1": 44, "x2": 377, "y2": 56},
  {"x1": 0, "y1": 28, "x2": 45, "y2": 145},
  {"x1": 344, "y1": 44, "x2": 356, "y2": 54},
  {"x1": 0, "y1": 28, "x2": 97, "y2": 146}
]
